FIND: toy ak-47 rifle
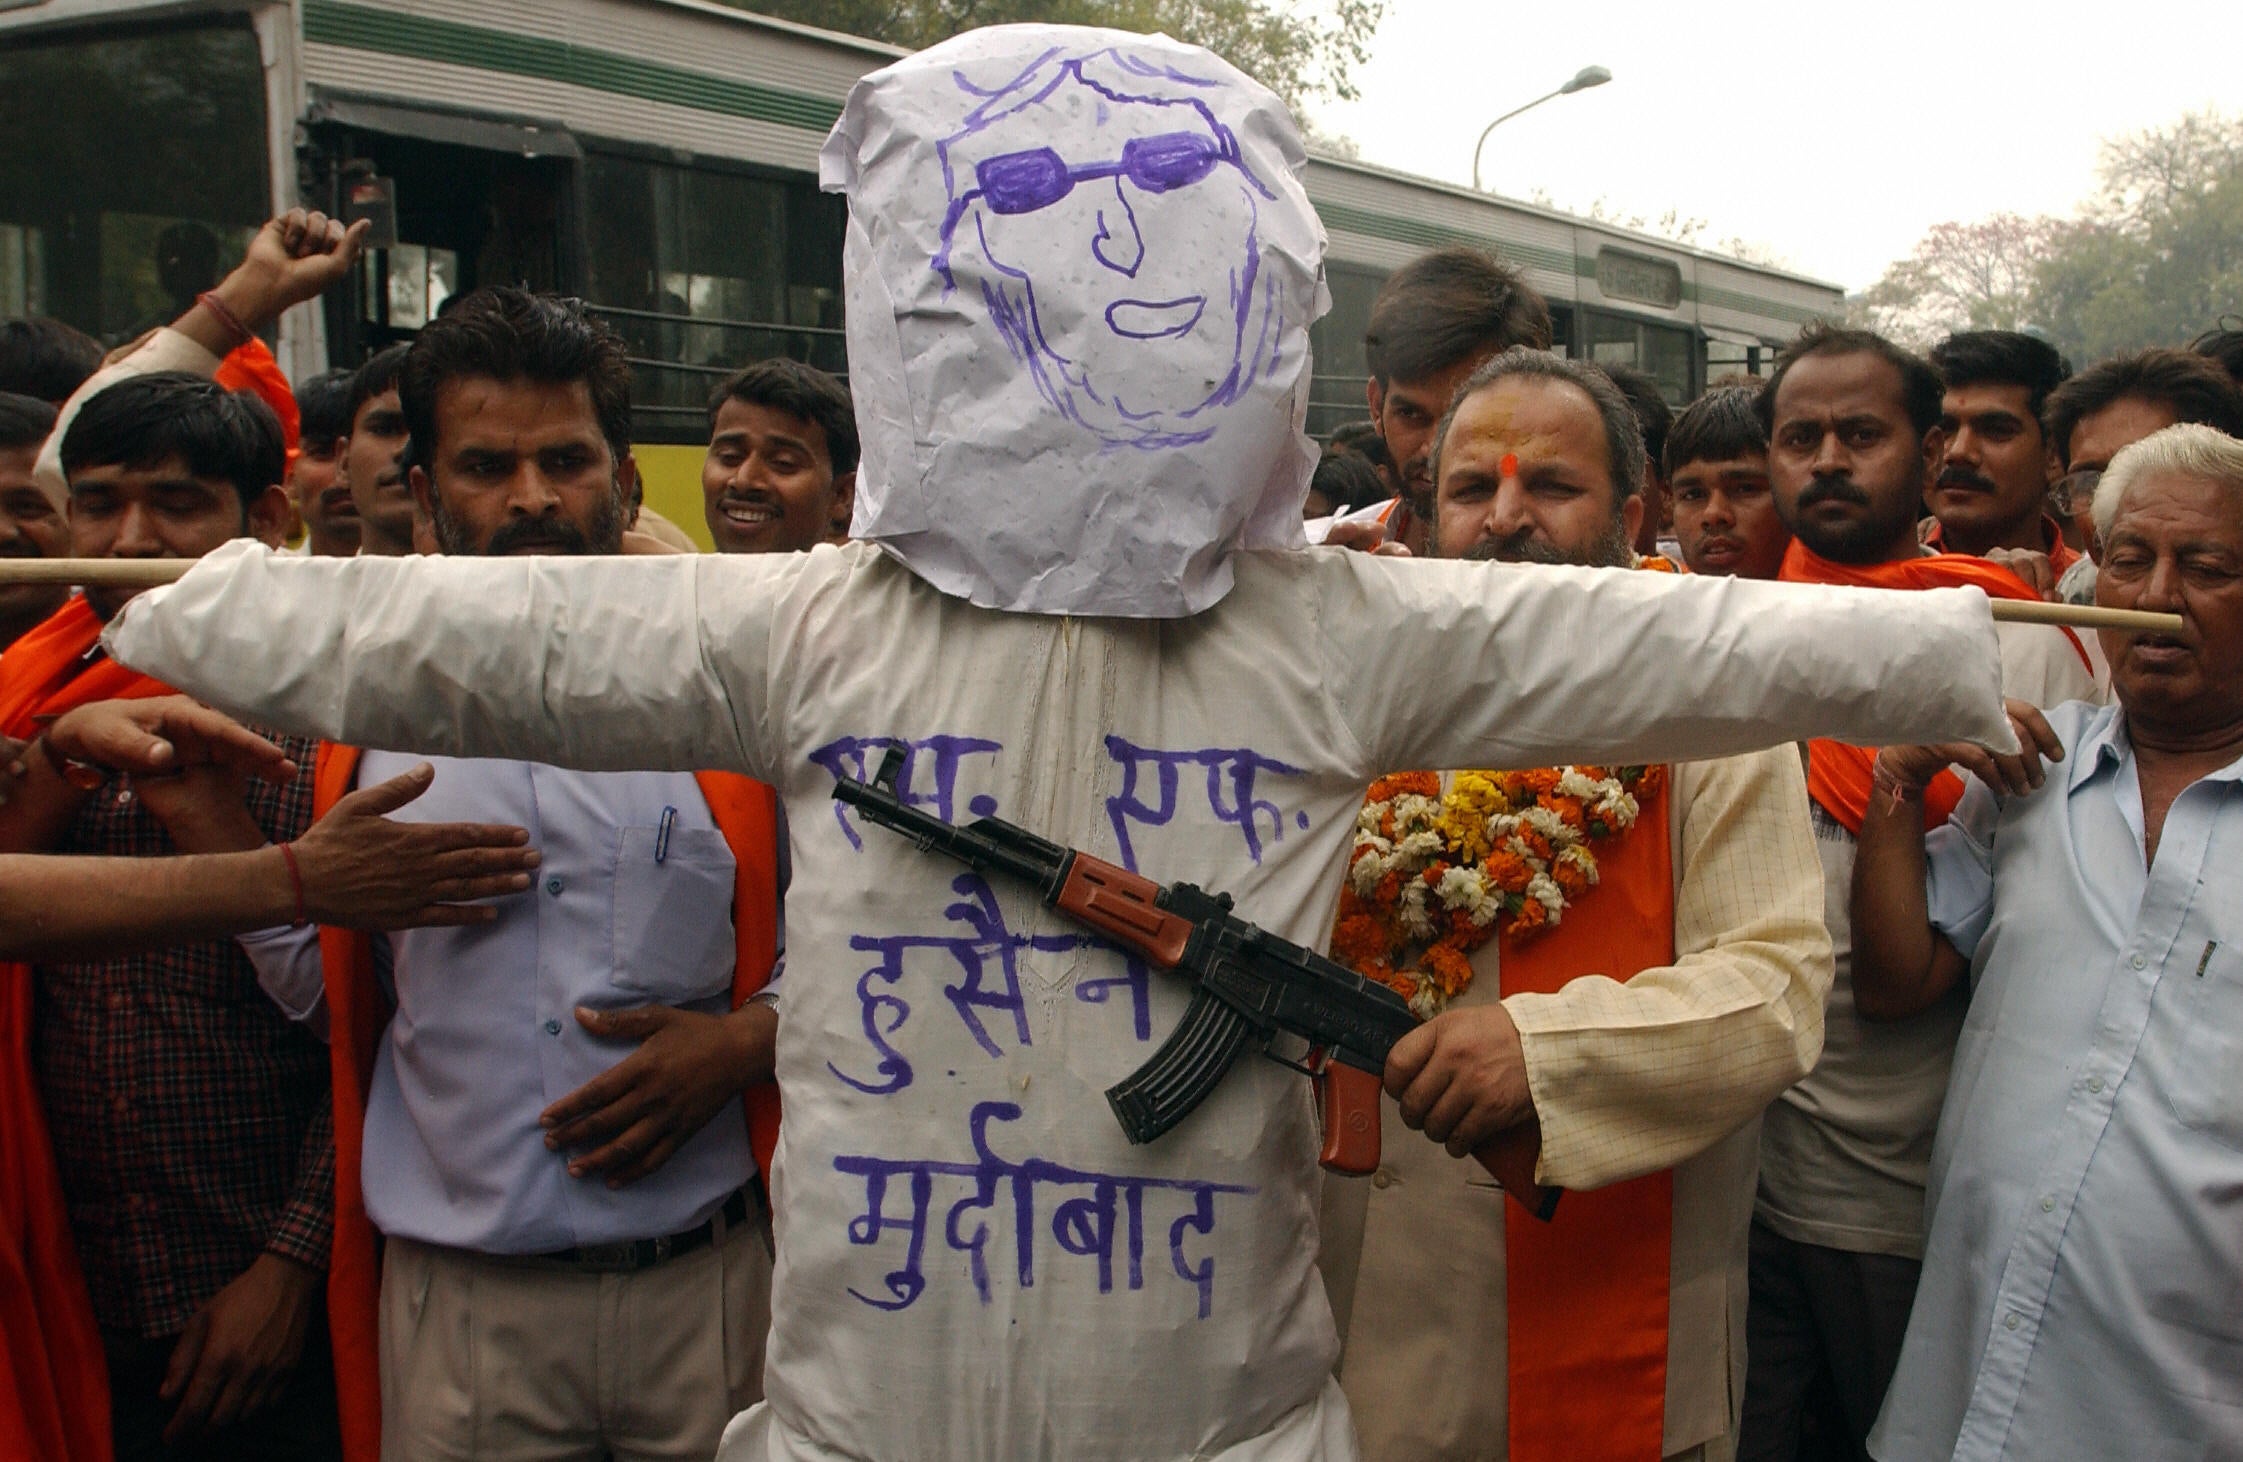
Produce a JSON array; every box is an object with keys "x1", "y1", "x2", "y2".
[{"x1": 834, "y1": 746, "x2": 1560, "y2": 1220}]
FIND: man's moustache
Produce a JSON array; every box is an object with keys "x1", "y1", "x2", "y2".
[
  {"x1": 1796, "y1": 476, "x2": 1871, "y2": 509},
  {"x1": 1936, "y1": 467, "x2": 1998, "y2": 493},
  {"x1": 485, "y1": 520, "x2": 591, "y2": 555},
  {"x1": 0, "y1": 540, "x2": 42, "y2": 560},
  {"x1": 1463, "y1": 532, "x2": 1571, "y2": 566}
]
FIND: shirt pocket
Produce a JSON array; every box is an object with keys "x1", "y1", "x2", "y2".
[
  {"x1": 610, "y1": 826, "x2": 738, "y2": 1005},
  {"x1": 2168, "y1": 938, "x2": 2243, "y2": 1147}
]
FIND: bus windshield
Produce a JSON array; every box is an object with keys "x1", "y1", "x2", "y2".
[{"x1": 0, "y1": 18, "x2": 268, "y2": 343}]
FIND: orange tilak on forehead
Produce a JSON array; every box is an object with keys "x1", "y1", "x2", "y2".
[{"x1": 1499, "y1": 452, "x2": 1519, "y2": 479}]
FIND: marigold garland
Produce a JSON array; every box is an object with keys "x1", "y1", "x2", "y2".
[{"x1": 1334, "y1": 764, "x2": 1666, "y2": 1017}]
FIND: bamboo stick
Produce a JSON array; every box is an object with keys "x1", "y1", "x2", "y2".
[
  {"x1": 0, "y1": 558, "x2": 2190, "y2": 635},
  {"x1": 1986, "y1": 599, "x2": 2181, "y2": 634},
  {"x1": 0, "y1": 559, "x2": 190, "y2": 588}
]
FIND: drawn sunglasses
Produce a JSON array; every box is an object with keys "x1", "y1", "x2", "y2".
[{"x1": 973, "y1": 131, "x2": 1227, "y2": 216}]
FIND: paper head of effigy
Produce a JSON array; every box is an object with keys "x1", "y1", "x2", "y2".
[{"x1": 820, "y1": 24, "x2": 1329, "y2": 617}]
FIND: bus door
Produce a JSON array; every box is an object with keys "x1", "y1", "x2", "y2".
[{"x1": 301, "y1": 99, "x2": 581, "y2": 365}]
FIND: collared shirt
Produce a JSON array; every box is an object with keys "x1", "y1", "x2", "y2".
[
  {"x1": 35, "y1": 736, "x2": 332, "y2": 1338},
  {"x1": 1757, "y1": 620, "x2": 2102, "y2": 1259},
  {"x1": 1870, "y1": 701, "x2": 2243, "y2": 1461},
  {"x1": 242, "y1": 754, "x2": 755, "y2": 1255}
]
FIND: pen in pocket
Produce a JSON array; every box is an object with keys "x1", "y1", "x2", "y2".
[
  {"x1": 655, "y1": 805, "x2": 677, "y2": 865},
  {"x1": 2198, "y1": 941, "x2": 2218, "y2": 978}
]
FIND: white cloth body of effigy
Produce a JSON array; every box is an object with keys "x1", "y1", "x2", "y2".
[{"x1": 107, "y1": 539, "x2": 2014, "y2": 1461}]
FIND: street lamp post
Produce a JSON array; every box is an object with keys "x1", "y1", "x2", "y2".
[{"x1": 1470, "y1": 65, "x2": 1612, "y2": 192}]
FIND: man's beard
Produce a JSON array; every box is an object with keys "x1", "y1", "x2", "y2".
[
  {"x1": 1459, "y1": 514, "x2": 1635, "y2": 570},
  {"x1": 431, "y1": 486, "x2": 625, "y2": 558},
  {"x1": 1398, "y1": 456, "x2": 1435, "y2": 519},
  {"x1": 1788, "y1": 473, "x2": 1920, "y2": 564}
]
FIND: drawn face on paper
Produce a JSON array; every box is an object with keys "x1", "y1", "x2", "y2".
[{"x1": 936, "y1": 50, "x2": 1279, "y2": 448}]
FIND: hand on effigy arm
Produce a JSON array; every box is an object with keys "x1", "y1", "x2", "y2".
[{"x1": 1872, "y1": 698, "x2": 2065, "y2": 806}]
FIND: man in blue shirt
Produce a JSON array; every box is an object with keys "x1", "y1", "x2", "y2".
[
  {"x1": 1849, "y1": 421, "x2": 2243, "y2": 1460},
  {"x1": 232, "y1": 289, "x2": 784, "y2": 1462}
]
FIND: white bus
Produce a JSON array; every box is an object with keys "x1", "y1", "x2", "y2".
[{"x1": 0, "y1": 0, "x2": 1844, "y2": 540}]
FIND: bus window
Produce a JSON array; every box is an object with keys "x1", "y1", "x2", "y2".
[
  {"x1": 582, "y1": 152, "x2": 847, "y2": 443},
  {"x1": 1306, "y1": 261, "x2": 1386, "y2": 441},
  {"x1": 1586, "y1": 310, "x2": 1696, "y2": 405},
  {"x1": 0, "y1": 19, "x2": 267, "y2": 344}
]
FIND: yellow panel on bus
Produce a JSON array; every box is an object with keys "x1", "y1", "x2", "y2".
[{"x1": 634, "y1": 443, "x2": 715, "y2": 552}]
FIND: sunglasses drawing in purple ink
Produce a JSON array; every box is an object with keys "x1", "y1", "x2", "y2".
[
  {"x1": 973, "y1": 132, "x2": 1227, "y2": 216},
  {"x1": 931, "y1": 46, "x2": 1290, "y2": 451}
]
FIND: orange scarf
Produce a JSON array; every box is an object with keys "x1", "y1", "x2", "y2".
[
  {"x1": 213, "y1": 339, "x2": 300, "y2": 469},
  {"x1": 1500, "y1": 789, "x2": 1675, "y2": 1462},
  {"x1": 1779, "y1": 541, "x2": 2084, "y2": 834},
  {"x1": 313, "y1": 745, "x2": 784, "y2": 1462},
  {"x1": 0, "y1": 596, "x2": 176, "y2": 1462},
  {"x1": 1922, "y1": 514, "x2": 2083, "y2": 580}
]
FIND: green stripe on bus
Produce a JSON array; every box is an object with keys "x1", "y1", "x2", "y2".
[
  {"x1": 1312, "y1": 200, "x2": 1573, "y2": 278},
  {"x1": 298, "y1": 1, "x2": 1829, "y2": 329},
  {"x1": 1695, "y1": 283, "x2": 1827, "y2": 326},
  {"x1": 1318, "y1": 199, "x2": 1832, "y2": 327},
  {"x1": 301, "y1": 0, "x2": 843, "y2": 133}
]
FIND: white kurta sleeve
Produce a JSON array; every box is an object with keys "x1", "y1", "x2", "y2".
[
  {"x1": 1310, "y1": 551, "x2": 2016, "y2": 774},
  {"x1": 103, "y1": 540, "x2": 810, "y2": 781},
  {"x1": 1506, "y1": 746, "x2": 1832, "y2": 1190}
]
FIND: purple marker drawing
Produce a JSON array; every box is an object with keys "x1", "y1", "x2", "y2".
[
  {"x1": 811, "y1": 733, "x2": 1003, "y2": 850},
  {"x1": 931, "y1": 45, "x2": 1284, "y2": 450},
  {"x1": 833, "y1": 1101, "x2": 1255, "y2": 1318},
  {"x1": 828, "y1": 874, "x2": 1108, "y2": 1095},
  {"x1": 1104, "y1": 735, "x2": 1306, "y2": 871}
]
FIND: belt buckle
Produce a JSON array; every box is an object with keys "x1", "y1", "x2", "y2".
[{"x1": 575, "y1": 1241, "x2": 636, "y2": 1269}]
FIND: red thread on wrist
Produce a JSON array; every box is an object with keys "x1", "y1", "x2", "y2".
[
  {"x1": 276, "y1": 841, "x2": 308, "y2": 928},
  {"x1": 195, "y1": 291, "x2": 255, "y2": 348}
]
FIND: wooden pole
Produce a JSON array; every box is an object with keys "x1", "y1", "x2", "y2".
[
  {"x1": 0, "y1": 559, "x2": 190, "y2": 588},
  {"x1": 0, "y1": 558, "x2": 2191, "y2": 635},
  {"x1": 1986, "y1": 599, "x2": 2181, "y2": 634}
]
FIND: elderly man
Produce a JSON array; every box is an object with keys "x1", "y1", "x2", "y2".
[
  {"x1": 99, "y1": 28, "x2": 2017, "y2": 1462},
  {"x1": 1320, "y1": 350, "x2": 1832, "y2": 1462},
  {"x1": 1848, "y1": 423, "x2": 2243, "y2": 1459}
]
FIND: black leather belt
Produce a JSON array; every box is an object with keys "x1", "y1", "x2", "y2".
[{"x1": 508, "y1": 1187, "x2": 758, "y2": 1273}]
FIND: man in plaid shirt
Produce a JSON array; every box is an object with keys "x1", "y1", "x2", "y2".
[{"x1": 0, "y1": 222, "x2": 359, "y2": 1457}]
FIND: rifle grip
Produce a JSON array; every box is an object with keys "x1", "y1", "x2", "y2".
[
  {"x1": 1316, "y1": 1062, "x2": 1383, "y2": 1176},
  {"x1": 1471, "y1": 1126, "x2": 1561, "y2": 1222}
]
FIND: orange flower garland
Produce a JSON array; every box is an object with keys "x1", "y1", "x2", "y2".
[{"x1": 1334, "y1": 764, "x2": 1666, "y2": 1016}]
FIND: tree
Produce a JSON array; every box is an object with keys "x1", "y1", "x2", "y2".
[
  {"x1": 1850, "y1": 214, "x2": 2065, "y2": 349},
  {"x1": 732, "y1": 0, "x2": 1387, "y2": 113},
  {"x1": 2023, "y1": 109, "x2": 2243, "y2": 360},
  {"x1": 1857, "y1": 110, "x2": 2243, "y2": 361}
]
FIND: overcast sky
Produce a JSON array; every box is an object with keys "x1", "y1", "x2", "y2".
[{"x1": 1306, "y1": 0, "x2": 2243, "y2": 291}]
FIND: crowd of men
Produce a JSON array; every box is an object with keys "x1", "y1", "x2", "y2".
[{"x1": 0, "y1": 150, "x2": 2238, "y2": 1462}]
